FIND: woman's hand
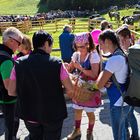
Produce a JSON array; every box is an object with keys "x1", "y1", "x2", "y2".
[
  {"x1": 64, "y1": 62, "x2": 75, "y2": 73},
  {"x1": 73, "y1": 61, "x2": 83, "y2": 71}
]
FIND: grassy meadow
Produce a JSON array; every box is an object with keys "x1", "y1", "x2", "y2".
[{"x1": 0, "y1": 0, "x2": 41, "y2": 15}]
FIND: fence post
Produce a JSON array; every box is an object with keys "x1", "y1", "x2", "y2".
[
  {"x1": 88, "y1": 19, "x2": 95, "y2": 32},
  {"x1": 69, "y1": 18, "x2": 76, "y2": 32},
  {"x1": 55, "y1": 19, "x2": 58, "y2": 32}
]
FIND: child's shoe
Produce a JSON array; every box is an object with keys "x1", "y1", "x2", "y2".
[
  {"x1": 67, "y1": 128, "x2": 81, "y2": 140},
  {"x1": 86, "y1": 129, "x2": 93, "y2": 140}
]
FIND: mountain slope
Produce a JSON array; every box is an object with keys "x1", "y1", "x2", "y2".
[{"x1": 0, "y1": 0, "x2": 47, "y2": 15}]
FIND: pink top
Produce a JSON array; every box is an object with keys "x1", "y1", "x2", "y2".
[
  {"x1": 13, "y1": 55, "x2": 18, "y2": 61},
  {"x1": 10, "y1": 63, "x2": 69, "y2": 81},
  {"x1": 91, "y1": 29, "x2": 102, "y2": 46}
]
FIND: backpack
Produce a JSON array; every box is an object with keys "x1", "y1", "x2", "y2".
[{"x1": 124, "y1": 44, "x2": 140, "y2": 106}]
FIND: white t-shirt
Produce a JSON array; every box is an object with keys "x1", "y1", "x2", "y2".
[
  {"x1": 71, "y1": 50, "x2": 100, "y2": 64},
  {"x1": 105, "y1": 55, "x2": 128, "y2": 106},
  {"x1": 105, "y1": 55, "x2": 128, "y2": 84}
]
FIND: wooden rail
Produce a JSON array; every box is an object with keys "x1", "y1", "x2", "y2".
[
  {"x1": 0, "y1": 18, "x2": 90, "y2": 33},
  {"x1": 130, "y1": 30, "x2": 140, "y2": 36},
  {"x1": 0, "y1": 18, "x2": 140, "y2": 37},
  {"x1": 52, "y1": 48, "x2": 60, "y2": 52}
]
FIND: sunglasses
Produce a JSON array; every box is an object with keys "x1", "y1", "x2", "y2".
[
  {"x1": 77, "y1": 46, "x2": 86, "y2": 49},
  {"x1": 9, "y1": 37, "x2": 21, "y2": 46}
]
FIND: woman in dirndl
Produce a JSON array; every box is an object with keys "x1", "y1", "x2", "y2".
[{"x1": 66, "y1": 32, "x2": 101, "y2": 140}]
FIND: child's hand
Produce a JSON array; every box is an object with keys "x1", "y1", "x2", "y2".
[{"x1": 73, "y1": 61, "x2": 83, "y2": 71}]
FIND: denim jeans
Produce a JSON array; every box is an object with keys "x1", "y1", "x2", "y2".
[
  {"x1": 110, "y1": 105, "x2": 130, "y2": 140},
  {"x1": 126, "y1": 106, "x2": 139, "y2": 139}
]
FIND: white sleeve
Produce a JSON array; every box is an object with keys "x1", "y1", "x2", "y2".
[
  {"x1": 90, "y1": 51, "x2": 100, "y2": 64},
  {"x1": 71, "y1": 52, "x2": 79, "y2": 62},
  {"x1": 105, "y1": 56, "x2": 125, "y2": 73}
]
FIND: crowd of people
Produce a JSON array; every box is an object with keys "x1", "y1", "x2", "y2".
[
  {"x1": 0, "y1": 19, "x2": 139, "y2": 140},
  {"x1": 0, "y1": 10, "x2": 91, "y2": 23}
]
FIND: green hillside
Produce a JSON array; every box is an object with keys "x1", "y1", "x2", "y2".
[
  {"x1": 0, "y1": 0, "x2": 47, "y2": 15},
  {"x1": 0, "y1": 0, "x2": 138, "y2": 57}
]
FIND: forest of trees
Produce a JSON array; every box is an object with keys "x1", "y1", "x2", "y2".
[{"x1": 39, "y1": 0, "x2": 138, "y2": 11}]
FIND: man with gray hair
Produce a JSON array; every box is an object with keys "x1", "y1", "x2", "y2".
[
  {"x1": 0, "y1": 27, "x2": 23, "y2": 140},
  {"x1": 59, "y1": 25, "x2": 75, "y2": 63}
]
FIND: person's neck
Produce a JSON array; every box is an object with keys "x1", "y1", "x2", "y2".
[
  {"x1": 80, "y1": 51, "x2": 88, "y2": 57},
  {"x1": 110, "y1": 45, "x2": 118, "y2": 54},
  {"x1": 122, "y1": 45, "x2": 129, "y2": 52},
  {"x1": 39, "y1": 47, "x2": 51, "y2": 54},
  {"x1": 80, "y1": 52, "x2": 88, "y2": 62},
  {"x1": 38, "y1": 47, "x2": 47, "y2": 52}
]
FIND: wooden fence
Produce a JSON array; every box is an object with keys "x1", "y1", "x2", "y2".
[
  {"x1": 0, "y1": 18, "x2": 100, "y2": 33},
  {"x1": 0, "y1": 18, "x2": 140, "y2": 38},
  {"x1": 1, "y1": 18, "x2": 140, "y2": 34},
  {"x1": 0, "y1": 18, "x2": 140, "y2": 54}
]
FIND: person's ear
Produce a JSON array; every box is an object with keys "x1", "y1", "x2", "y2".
[{"x1": 44, "y1": 41, "x2": 49, "y2": 48}]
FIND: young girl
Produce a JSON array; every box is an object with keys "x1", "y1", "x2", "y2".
[
  {"x1": 97, "y1": 29, "x2": 130, "y2": 140},
  {"x1": 66, "y1": 32, "x2": 100, "y2": 140}
]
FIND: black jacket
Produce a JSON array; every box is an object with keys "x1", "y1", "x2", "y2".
[
  {"x1": 0, "y1": 44, "x2": 16, "y2": 103},
  {"x1": 15, "y1": 49, "x2": 67, "y2": 124}
]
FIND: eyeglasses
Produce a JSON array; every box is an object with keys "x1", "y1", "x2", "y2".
[
  {"x1": 9, "y1": 37, "x2": 21, "y2": 46},
  {"x1": 77, "y1": 46, "x2": 86, "y2": 49}
]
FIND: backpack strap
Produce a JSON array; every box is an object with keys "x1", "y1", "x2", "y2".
[
  {"x1": 112, "y1": 48, "x2": 130, "y2": 90},
  {"x1": 0, "y1": 51, "x2": 12, "y2": 60},
  {"x1": 112, "y1": 75, "x2": 125, "y2": 97},
  {"x1": 111, "y1": 48, "x2": 128, "y2": 106},
  {"x1": 0, "y1": 51, "x2": 15, "y2": 71}
]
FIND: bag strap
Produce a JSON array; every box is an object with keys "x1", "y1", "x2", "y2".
[
  {"x1": 0, "y1": 51, "x2": 13, "y2": 61},
  {"x1": 111, "y1": 48, "x2": 130, "y2": 96},
  {"x1": 75, "y1": 71, "x2": 82, "y2": 86},
  {"x1": 112, "y1": 75, "x2": 124, "y2": 95},
  {"x1": 112, "y1": 74, "x2": 125, "y2": 106}
]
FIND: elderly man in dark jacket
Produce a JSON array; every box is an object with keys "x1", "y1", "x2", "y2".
[
  {"x1": 0, "y1": 27, "x2": 23, "y2": 140},
  {"x1": 59, "y1": 25, "x2": 75, "y2": 63}
]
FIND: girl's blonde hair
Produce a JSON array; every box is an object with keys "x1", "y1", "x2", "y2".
[{"x1": 22, "y1": 35, "x2": 32, "y2": 51}]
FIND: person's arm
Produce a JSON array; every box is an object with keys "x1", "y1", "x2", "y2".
[
  {"x1": 81, "y1": 63, "x2": 99, "y2": 79},
  {"x1": 96, "y1": 55, "x2": 124, "y2": 89},
  {"x1": 65, "y1": 61, "x2": 75, "y2": 73},
  {"x1": 0, "y1": 60, "x2": 13, "y2": 90},
  {"x1": 8, "y1": 79, "x2": 16, "y2": 96},
  {"x1": 96, "y1": 70, "x2": 112, "y2": 89},
  {"x1": 61, "y1": 77, "x2": 74, "y2": 98},
  {"x1": 73, "y1": 52, "x2": 100, "y2": 78},
  {"x1": 65, "y1": 52, "x2": 78, "y2": 73},
  {"x1": 60, "y1": 64, "x2": 74, "y2": 98},
  {"x1": 8, "y1": 67, "x2": 17, "y2": 96}
]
